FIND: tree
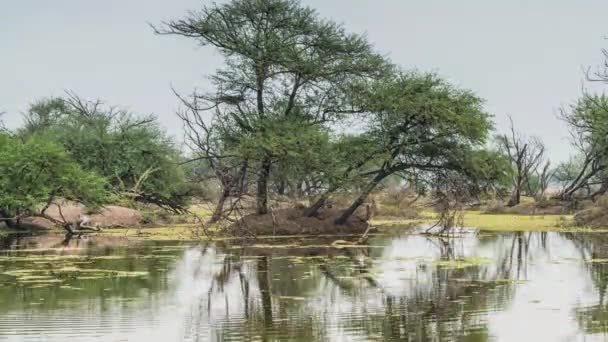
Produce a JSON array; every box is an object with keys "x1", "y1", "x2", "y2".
[
  {"x1": 21, "y1": 94, "x2": 192, "y2": 212},
  {"x1": 303, "y1": 132, "x2": 391, "y2": 217},
  {"x1": 0, "y1": 112, "x2": 6, "y2": 133},
  {"x1": 0, "y1": 133, "x2": 107, "y2": 230},
  {"x1": 557, "y1": 94, "x2": 608, "y2": 200},
  {"x1": 333, "y1": 71, "x2": 494, "y2": 224},
  {"x1": 496, "y1": 117, "x2": 545, "y2": 206},
  {"x1": 176, "y1": 93, "x2": 249, "y2": 224},
  {"x1": 155, "y1": 0, "x2": 388, "y2": 214},
  {"x1": 524, "y1": 160, "x2": 554, "y2": 201}
]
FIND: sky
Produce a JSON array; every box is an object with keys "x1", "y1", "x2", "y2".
[{"x1": 2, "y1": 0, "x2": 608, "y2": 162}]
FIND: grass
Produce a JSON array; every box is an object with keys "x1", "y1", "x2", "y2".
[
  {"x1": 93, "y1": 210, "x2": 582, "y2": 241},
  {"x1": 188, "y1": 204, "x2": 213, "y2": 220},
  {"x1": 461, "y1": 211, "x2": 572, "y2": 232},
  {"x1": 6, "y1": 206, "x2": 591, "y2": 243},
  {"x1": 96, "y1": 225, "x2": 209, "y2": 240},
  {"x1": 373, "y1": 210, "x2": 580, "y2": 232}
]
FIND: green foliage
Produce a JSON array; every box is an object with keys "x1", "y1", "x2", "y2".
[
  {"x1": 554, "y1": 156, "x2": 584, "y2": 189},
  {"x1": 21, "y1": 97, "x2": 68, "y2": 135},
  {"x1": 460, "y1": 149, "x2": 512, "y2": 195},
  {"x1": 159, "y1": 0, "x2": 390, "y2": 212},
  {"x1": 567, "y1": 94, "x2": 608, "y2": 154},
  {"x1": 20, "y1": 96, "x2": 192, "y2": 210},
  {"x1": 0, "y1": 133, "x2": 107, "y2": 218},
  {"x1": 557, "y1": 94, "x2": 608, "y2": 199},
  {"x1": 356, "y1": 71, "x2": 493, "y2": 178}
]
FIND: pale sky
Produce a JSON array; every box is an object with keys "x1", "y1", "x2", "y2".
[{"x1": 2, "y1": 0, "x2": 608, "y2": 162}]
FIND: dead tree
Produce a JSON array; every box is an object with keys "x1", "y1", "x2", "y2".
[
  {"x1": 534, "y1": 161, "x2": 554, "y2": 201},
  {"x1": 175, "y1": 90, "x2": 248, "y2": 224},
  {"x1": 497, "y1": 117, "x2": 545, "y2": 206}
]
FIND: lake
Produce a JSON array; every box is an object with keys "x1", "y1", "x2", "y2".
[{"x1": 0, "y1": 228, "x2": 607, "y2": 341}]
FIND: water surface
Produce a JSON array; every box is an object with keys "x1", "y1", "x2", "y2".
[{"x1": 1, "y1": 229, "x2": 608, "y2": 341}]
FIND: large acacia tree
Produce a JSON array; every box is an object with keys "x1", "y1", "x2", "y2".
[
  {"x1": 155, "y1": 0, "x2": 388, "y2": 214},
  {"x1": 331, "y1": 72, "x2": 496, "y2": 224}
]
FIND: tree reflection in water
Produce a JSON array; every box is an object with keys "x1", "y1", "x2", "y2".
[{"x1": 2, "y1": 231, "x2": 608, "y2": 341}]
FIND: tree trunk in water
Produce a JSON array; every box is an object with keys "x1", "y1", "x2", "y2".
[
  {"x1": 256, "y1": 157, "x2": 272, "y2": 215},
  {"x1": 207, "y1": 188, "x2": 230, "y2": 224},
  {"x1": 335, "y1": 172, "x2": 387, "y2": 225}
]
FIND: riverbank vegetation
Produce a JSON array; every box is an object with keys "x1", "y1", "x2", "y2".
[{"x1": 3, "y1": 0, "x2": 608, "y2": 236}]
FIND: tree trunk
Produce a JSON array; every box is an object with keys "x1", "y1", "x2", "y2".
[
  {"x1": 304, "y1": 193, "x2": 329, "y2": 217},
  {"x1": 507, "y1": 187, "x2": 521, "y2": 207},
  {"x1": 559, "y1": 159, "x2": 597, "y2": 200},
  {"x1": 256, "y1": 157, "x2": 272, "y2": 215},
  {"x1": 277, "y1": 180, "x2": 286, "y2": 196},
  {"x1": 0, "y1": 210, "x2": 18, "y2": 230},
  {"x1": 508, "y1": 176, "x2": 522, "y2": 207},
  {"x1": 335, "y1": 172, "x2": 387, "y2": 225},
  {"x1": 208, "y1": 188, "x2": 230, "y2": 224},
  {"x1": 591, "y1": 181, "x2": 608, "y2": 202},
  {"x1": 295, "y1": 180, "x2": 304, "y2": 198}
]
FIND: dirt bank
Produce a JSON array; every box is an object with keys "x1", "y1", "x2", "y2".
[
  {"x1": 23, "y1": 203, "x2": 142, "y2": 229},
  {"x1": 228, "y1": 207, "x2": 370, "y2": 236},
  {"x1": 570, "y1": 197, "x2": 608, "y2": 228},
  {"x1": 483, "y1": 200, "x2": 569, "y2": 216}
]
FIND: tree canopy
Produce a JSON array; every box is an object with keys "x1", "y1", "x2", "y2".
[
  {"x1": 20, "y1": 94, "x2": 193, "y2": 211},
  {"x1": 0, "y1": 133, "x2": 107, "y2": 228},
  {"x1": 156, "y1": 0, "x2": 389, "y2": 214}
]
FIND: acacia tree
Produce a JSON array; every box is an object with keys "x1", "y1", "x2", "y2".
[
  {"x1": 0, "y1": 134, "x2": 107, "y2": 231},
  {"x1": 21, "y1": 94, "x2": 192, "y2": 212},
  {"x1": 155, "y1": 0, "x2": 387, "y2": 214},
  {"x1": 557, "y1": 94, "x2": 608, "y2": 200},
  {"x1": 332, "y1": 71, "x2": 494, "y2": 225},
  {"x1": 176, "y1": 93, "x2": 249, "y2": 224},
  {"x1": 496, "y1": 117, "x2": 545, "y2": 206},
  {"x1": 303, "y1": 132, "x2": 386, "y2": 217}
]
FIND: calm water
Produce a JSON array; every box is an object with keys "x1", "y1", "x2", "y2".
[{"x1": 1, "y1": 229, "x2": 608, "y2": 341}]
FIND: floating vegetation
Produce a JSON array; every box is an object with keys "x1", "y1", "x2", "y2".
[
  {"x1": 2, "y1": 265, "x2": 149, "y2": 286},
  {"x1": 433, "y1": 257, "x2": 493, "y2": 269},
  {"x1": 0, "y1": 254, "x2": 177, "y2": 263},
  {"x1": 26, "y1": 284, "x2": 56, "y2": 289},
  {"x1": 277, "y1": 296, "x2": 306, "y2": 301},
  {"x1": 18, "y1": 279, "x2": 63, "y2": 284},
  {"x1": 584, "y1": 259, "x2": 608, "y2": 263},
  {"x1": 452, "y1": 278, "x2": 526, "y2": 285},
  {"x1": 97, "y1": 226, "x2": 207, "y2": 241},
  {"x1": 60, "y1": 285, "x2": 83, "y2": 290}
]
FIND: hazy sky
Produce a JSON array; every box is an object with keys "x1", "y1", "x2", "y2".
[{"x1": 2, "y1": 0, "x2": 608, "y2": 162}]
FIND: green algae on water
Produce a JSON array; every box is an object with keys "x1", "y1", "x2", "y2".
[{"x1": 433, "y1": 257, "x2": 493, "y2": 269}]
